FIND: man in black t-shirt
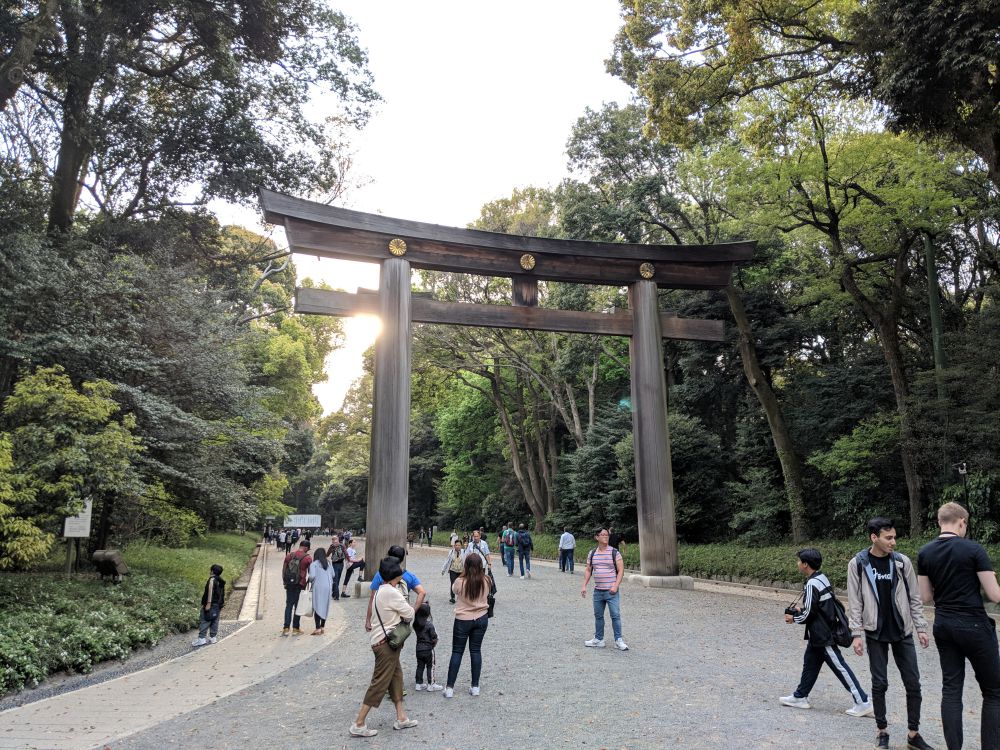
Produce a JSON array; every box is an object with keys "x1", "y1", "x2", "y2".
[
  {"x1": 918, "y1": 502, "x2": 1000, "y2": 750},
  {"x1": 847, "y1": 518, "x2": 933, "y2": 750}
]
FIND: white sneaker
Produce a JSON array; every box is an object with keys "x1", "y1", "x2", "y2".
[
  {"x1": 349, "y1": 723, "x2": 377, "y2": 737},
  {"x1": 469, "y1": 686, "x2": 480, "y2": 696},
  {"x1": 426, "y1": 683, "x2": 443, "y2": 692},
  {"x1": 520, "y1": 575, "x2": 524, "y2": 579},
  {"x1": 614, "y1": 638, "x2": 629, "y2": 651},
  {"x1": 584, "y1": 638, "x2": 606, "y2": 648},
  {"x1": 444, "y1": 687, "x2": 454, "y2": 698},
  {"x1": 415, "y1": 683, "x2": 426, "y2": 691},
  {"x1": 845, "y1": 700, "x2": 873, "y2": 717},
  {"x1": 208, "y1": 636, "x2": 217, "y2": 644},
  {"x1": 191, "y1": 638, "x2": 207, "y2": 647},
  {"x1": 779, "y1": 694, "x2": 811, "y2": 709}
]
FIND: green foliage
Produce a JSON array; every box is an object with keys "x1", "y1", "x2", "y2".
[
  {"x1": 0, "y1": 434, "x2": 53, "y2": 569},
  {"x1": 0, "y1": 532, "x2": 255, "y2": 694}
]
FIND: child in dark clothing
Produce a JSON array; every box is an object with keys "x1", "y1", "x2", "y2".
[
  {"x1": 193, "y1": 564, "x2": 225, "y2": 647},
  {"x1": 413, "y1": 601, "x2": 442, "y2": 691}
]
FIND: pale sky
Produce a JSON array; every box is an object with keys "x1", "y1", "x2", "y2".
[{"x1": 217, "y1": 1, "x2": 632, "y2": 413}]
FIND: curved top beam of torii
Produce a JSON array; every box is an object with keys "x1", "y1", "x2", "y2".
[{"x1": 260, "y1": 190, "x2": 755, "y2": 289}]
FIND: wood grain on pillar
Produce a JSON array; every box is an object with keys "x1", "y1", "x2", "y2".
[
  {"x1": 628, "y1": 281, "x2": 679, "y2": 576},
  {"x1": 365, "y1": 258, "x2": 412, "y2": 572}
]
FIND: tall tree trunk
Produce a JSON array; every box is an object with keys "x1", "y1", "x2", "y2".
[
  {"x1": 840, "y1": 260, "x2": 925, "y2": 534},
  {"x1": 48, "y1": 77, "x2": 94, "y2": 231},
  {"x1": 724, "y1": 284, "x2": 809, "y2": 542},
  {"x1": 0, "y1": 0, "x2": 58, "y2": 109}
]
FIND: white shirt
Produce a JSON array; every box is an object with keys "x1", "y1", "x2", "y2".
[
  {"x1": 559, "y1": 532, "x2": 576, "y2": 550},
  {"x1": 346, "y1": 546, "x2": 359, "y2": 563},
  {"x1": 466, "y1": 539, "x2": 490, "y2": 565}
]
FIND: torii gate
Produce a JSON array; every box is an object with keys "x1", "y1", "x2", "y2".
[{"x1": 261, "y1": 190, "x2": 754, "y2": 586}]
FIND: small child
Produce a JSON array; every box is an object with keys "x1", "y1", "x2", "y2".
[
  {"x1": 193, "y1": 563, "x2": 225, "y2": 647},
  {"x1": 441, "y1": 540, "x2": 465, "y2": 604},
  {"x1": 413, "y1": 601, "x2": 442, "y2": 691}
]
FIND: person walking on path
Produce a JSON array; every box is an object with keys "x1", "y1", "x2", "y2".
[
  {"x1": 496, "y1": 525, "x2": 508, "y2": 570},
  {"x1": 441, "y1": 540, "x2": 465, "y2": 604},
  {"x1": 281, "y1": 540, "x2": 312, "y2": 636},
  {"x1": 580, "y1": 528, "x2": 628, "y2": 651},
  {"x1": 413, "y1": 601, "x2": 443, "y2": 692},
  {"x1": 365, "y1": 545, "x2": 427, "y2": 634},
  {"x1": 502, "y1": 523, "x2": 517, "y2": 576},
  {"x1": 341, "y1": 538, "x2": 366, "y2": 596},
  {"x1": 516, "y1": 523, "x2": 533, "y2": 579},
  {"x1": 559, "y1": 528, "x2": 576, "y2": 573},
  {"x1": 847, "y1": 517, "x2": 933, "y2": 749},
  {"x1": 326, "y1": 535, "x2": 346, "y2": 600},
  {"x1": 350, "y1": 557, "x2": 419, "y2": 738},
  {"x1": 192, "y1": 564, "x2": 225, "y2": 647},
  {"x1": 465, "y1": 529, "x2": 491, "y2": 569},
  {"x1": 918, "y1": 502, "x2": 1000, "y2": 750},
  {"x1": 780, "y1": 547, "x2": 869, "y2": 713},
  {"x1": 307, "y1": 547, "x2": 333, "y2": 635},
  {"x1": 445, "y1": 553, "x2": 491, "y2": 698}
]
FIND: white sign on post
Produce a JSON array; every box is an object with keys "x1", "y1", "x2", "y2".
[{"x1": 63, "y1": 500, "x2": 93, "y2": 538}]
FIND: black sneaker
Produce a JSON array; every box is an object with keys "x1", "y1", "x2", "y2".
[
  {"x1": 875, "y1": 733, "x2": 889, "y2": 750},
  {"x1": 907, "y1": 733, "x2": 935, "y2": 750}
]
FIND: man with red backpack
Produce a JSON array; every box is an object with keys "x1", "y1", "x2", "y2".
[{"x1": 281, "y1": 539, "x2": 312, "y2": 636}]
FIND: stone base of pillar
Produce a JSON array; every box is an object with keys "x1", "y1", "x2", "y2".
[
  {"x1": 628, "y1": 574, "x2": 694, "y2": 590},
  {"x1": 354, "y1": 581, "x2": 366, "y2": 599}
]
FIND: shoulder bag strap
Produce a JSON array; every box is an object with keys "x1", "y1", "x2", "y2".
[{"x1": 373, "y1": 588, "x2": 390, "y2": 641}]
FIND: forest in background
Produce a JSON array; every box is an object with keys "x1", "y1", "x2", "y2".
[{"x1": 2, "y1": 0, "x2": 999, "y2": 573}]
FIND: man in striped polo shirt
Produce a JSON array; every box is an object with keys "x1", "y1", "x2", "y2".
[{"x1": 580, "y1": 527, "x2": 628, "y2": 651}]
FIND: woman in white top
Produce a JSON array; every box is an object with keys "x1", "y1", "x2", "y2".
[
  {"x1": 307, "y1": 547, "x2": 333, "y2": 634},
  {"x1": 350, "y1": 557, "x2": 418, "y2": 738}
]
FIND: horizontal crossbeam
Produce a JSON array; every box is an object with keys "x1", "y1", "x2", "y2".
[
  {"x1": 295, "y1": 287, "x2": 724, "y2": 341},
  {"x1": 262, "y1": 190, "x2": 754, "y2": 289}
]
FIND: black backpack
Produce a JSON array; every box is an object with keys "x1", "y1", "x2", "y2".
[
  {"x1": 282, "y1": 552, "x2": 302, "y2": 587},
  {"x1": 819, "y1": 585, "x2": 854, "y2": 648}
]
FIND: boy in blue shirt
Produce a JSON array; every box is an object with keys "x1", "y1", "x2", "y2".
[{"x1": 364, "y1": 544, "x2": 427, "y2": 633}]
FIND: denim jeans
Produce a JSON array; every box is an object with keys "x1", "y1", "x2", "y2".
[
  {"x1": 505, "y1": 548, "x2": 515, "y2": 576},
  {"x1": 198, "y1": 606, "x2": 220, "y2": 639},
  {"x1": 934, "y1": 613, "x2": 1000, "y2": 749},
  {"x1": 518, "y1": 550, "x2": 531, "y2": 576},
  {"x1": 592, "y1": 589, "x2": 622, "y2": 641},
  {"x1": 283, "y1": 584, "x2": 302, "y2": 629},
  {"x1": 447, "y1": 614, "x2": 489, "y2": 688},
  {"x1": 866, "y1": 635, "x2": 922, "y2": 731},
  {"x1": 559, "y1": 548, "x2": 574, "y2": 572},
  {"x1": 330, "y1": 563, "x2": 343, "y2": 599}
]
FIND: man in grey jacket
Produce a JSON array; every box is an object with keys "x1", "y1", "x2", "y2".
[{"x1": 847, "y1": 517, "x2": 934, "y2": 750}]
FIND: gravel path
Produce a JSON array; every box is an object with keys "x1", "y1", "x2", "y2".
[{"x1": 109, "y1": 544, "x2": 981, "y2": 750}]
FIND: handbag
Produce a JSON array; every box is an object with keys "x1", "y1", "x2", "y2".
[
  {"x1": 487, "y1": 592, "x2": 496, "y2": 618},
  {"x1": 297, "y1": 587, "x2": 313, "y2": 618},
  {"x1": 374, "y1": 587, "x2": 412, "y2": 651}
]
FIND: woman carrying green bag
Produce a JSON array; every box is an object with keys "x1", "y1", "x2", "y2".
[{"x1": 350, "y1": 557, "x2": 418, "y2": 738}]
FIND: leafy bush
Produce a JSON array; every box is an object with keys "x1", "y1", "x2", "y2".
[{"x1": 0, "y1": 532, "x2": 256, "y2": 695}]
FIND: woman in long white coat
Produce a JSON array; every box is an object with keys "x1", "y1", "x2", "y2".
[{"x1": 308, "y1": 546, "x2": 333, "y2": 634}]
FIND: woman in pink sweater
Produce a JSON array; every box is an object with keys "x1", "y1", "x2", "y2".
[{"x1": 444, "y1": 553, "x2": 491, "y2": 698}]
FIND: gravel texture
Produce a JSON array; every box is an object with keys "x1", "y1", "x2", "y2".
[{"x1": 107, "y1": 545, "x2": 984, "y2": 750}]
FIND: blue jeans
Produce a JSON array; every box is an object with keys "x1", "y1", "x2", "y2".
[
  {"x1": 934, "y1": 613, "x2": 1000, "y2": 749},
  {"x1": 592, "y1": 589, "x2": 622, "y2": 641},
  {"x1": 518, "y1": 550, "x2": 531, "y2": 576},
  {"x1": 330, "y1": 563, "x2": 343, "y2": 599},
  {"x1": 505, "y1": 547, "x2": 515, "y2": 575},
  {"x1": 559, "y1": 548, "x2": 574, "y2": 572},
  {"x1": 447, "y1": 615, "x2": 489, "y2": 688},
  {"x1": 283, "y1": 585, "x2": 302, "y2": 629}
]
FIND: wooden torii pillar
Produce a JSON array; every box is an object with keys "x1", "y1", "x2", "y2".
[{"x1": 261, "y1": 190, "x2": 754, "y2": 585}]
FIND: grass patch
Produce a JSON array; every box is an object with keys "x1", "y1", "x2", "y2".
[{"x1": 0, "y1": 532, "x2": 257, "y2": 696}]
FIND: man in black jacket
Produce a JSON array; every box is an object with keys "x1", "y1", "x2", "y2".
[
  {"x1": 192, "y1": 564, "x2": 225, "y2": 647},
  {"x1": 781, "y1": 548, "x2": 870, "y2": 715}
]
